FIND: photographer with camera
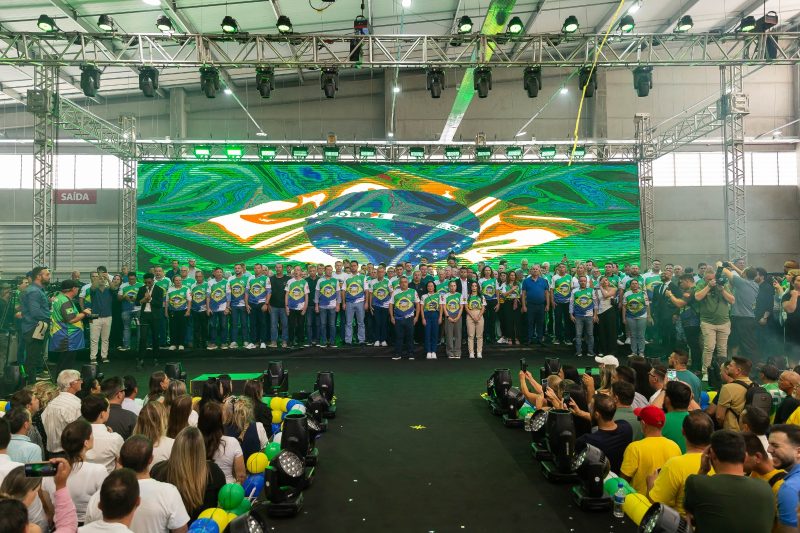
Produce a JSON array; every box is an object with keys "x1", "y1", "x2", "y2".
[
  {"x1": 693, "y1": 268, "x2": 736, "y2": 381},
  {"x1": 50, "y1": 280, "x2": 93, "y2": 374},
  {"x1": 19, "y1": 267, "x2": 52, "y2": 384},
  {"x1": 721, "y1": 261, "x2": 760, "y2": 359}
]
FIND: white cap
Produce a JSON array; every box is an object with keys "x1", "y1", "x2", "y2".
[{"x1": 594, "y1": 355, "x2": 620, "y2": 367}]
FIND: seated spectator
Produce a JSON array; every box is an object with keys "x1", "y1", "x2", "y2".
[
  {"x1": 0, "y1": 499, "x2": 32, "y2": 533},
  {"x1": 767, "y1": 424, "x2": 800, "y2": 532},
  {"x1": 613, "y1": 366, "x2": 649, "y2": 409},
  {"x1": 647, "y1": 411, "x2": 714, "y2": 516},
  {"x1": 218, "y1": 375, "x2": 233, "y2": 402},
  {"x1": 76, "y1": 378, "x2": 101, "y2": 401},
  {"x1": 198, "y1": 378, "x2": 224, "y2": 412},
  {"x1": 82, "y1": 394, "x2": 124, "y2": 473},
  {"x1": 620, "y1": 405, "x2": 681, "y2": 493},
  {"x1": 151, "y1": 427, "x2": 226, "y2": 520},
  {"x1": 133, "y1": 402, "x2": 173, "y2": 468},
  {"x1": 685, "y1": 430, "x2": 774, "y2": 532},
  {"x1": 0, "y1": 458, "x2": 76, "y2": 532},
  {"x1": 0, "y1": 418, "x2": 22, "y2": 483},
  {"x1": 660, "y1": 381, "x2": 692, "y2": 453},
  {"x1": 667, "y1": 350, "x2": 703, "y2": 404},
  {"x1": 572, "y1": 393, "x2": 632, "y2": 473},
  {"x1": 42, "y1": 369, "x2": 84, "y2": 456},
  {"x1": 759, "y1": 363, "x2": 785, "y2": 420},
  {"x1": 611, "y1": 381, "x2": 643, "y2": 441},
  {"x1": 774, "y1": 371, "x2": 800, "y2": 424},
  {"x1": 628, "y1": 356, "x2": 655, "y2": 400},
  {"x1": 166, "y1": 395, "x2": 194, "y2": 439},
  {"x1": 84, "y1": 435, "x2": 189, "y2": 533},
  {"x1": 165, "y1": 380, "x2": 198, "y2": 427},
  {"x1": 9, "y1": 389, "x2": 45, "y2": 453},
  {"x1": 102, "y1": 377, "x2": 138, "y2": 440},
  {"x1": 198, "y1": 401, "x2": 245, "y2": 484},
  {"x1": 144, "y1": 371, "x2": 169, "y2": 406},
  {"x1": 42, "y1": 419, "x2": 108, "y2": 523},
  {"x1": 5, "y1": 408, "x2": 42, "y2": 463},
  {"x1": 121, "y1": 376, "x2": 143, "y2": 416},
  {"x1": 30, "y1": 381, "x2": 59, "y2": 453},
  {"x1": 716, "y1": 356, "x2": 753, "y2": 430},
  {"x1": 242, "y1": 379, "x2": 272, "y2": 437},
  {"x1": 743, "y1": 431, "x2": 785, "y2": 502},
  {"x1": 223, "y1": 397, "x2": 269, "y2": 463},
  {"x1": 79, "y1": 468, "x2": 140, "y2": 533}
]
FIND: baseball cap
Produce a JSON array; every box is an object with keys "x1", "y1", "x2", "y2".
[
  {"x1": 634, "y1": 405, "x2": 666, "y2": 428},
  {"x1": 60, "y1": 279, "x2": 80, "y2": 291},
  {"x1": 594, "y1": 355, "x2": 619, "y2": 367}
]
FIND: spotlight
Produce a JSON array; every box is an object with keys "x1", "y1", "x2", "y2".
[
  {"x1": 475, "y1": 146, "x2": 492, "y2": 160},
  {"x1": 410, "y1": 146, "x2": 425, "y2": 159},
  {"x1": 291, "y1": 146, "x2": 308, "y2": 160},
  {"x1": 739, "y1": 15, "x2": 756, "y2": 32},
  {"x1": 578, "y1": 67, "x2": 597, "y2": 97},
  {"x1": 633, "y1": 66, "x2": 652, "y2": 97},
  {"x1": 320, "y1": 67, "x2": 339, "y2": 99},
  {"x1": 314, "y1": 371, "x2": 335, "y2": 405},
  {"x1": 226, "y1": 503, "x2": 269, "y2": 533},
  {"x1": 256, "y1": 66, "x2": 275, "y2": 98},
  {"x1": 486, "y1": 368, "x2": 511, "y2": 412},
  {"x1": 619, "y1": 15, "x2": 635, "y2": 33},
  {"x1": 200, "y1": 66, "x2": 220, "y2": 98},
  {"x1": 756, "y1": 11, "x2": 778, "y2": 31},
  {"x1": 264, "y1": 450, "x2": 305, "y2": 517},
  {"x1": 80, "y1": 65, "x2": 101, "y2": 97},
  {"x1": 540, "y1": 145, "x2": 557, "y2": 159},
  {"x1": 473, "y1": 66, "x2": 492, "y2": 98},
  {"x1": 571, "y1": 145, "x2": 586, "y2": 159},
  {"x1": 523, "y1": 66, "x2": 542, "y2": 97},
  {"x1": 281, "y1": 413, "x2": 312, "y2": 464},
  {"x1": 506, "y1": 146, "x2": 523, "y2": 159},
  {"x1": 221, "y1": 15, "x2": 239, "y2": 34},
  {"x1": 458, "y1": 15, "x2": 473, "y2": 34},
  {"x1": 507, "y1": 16, "x2": 524, "y2": 35},
  {"x1": 263, "y1": 361, "x2": 289, "y2": 396},
  {"x1": 562, "y1": 15, "x2": 579, "y2": 34},
  {"x1": 323, "y1": 145, "x2": 339, "y2": 160},
  {"x1": 193, "y1": 145, "x2": 212, "y2": 159},
  {"x1": 570, "y1": 443, "x2": 613, "y2": 510},
  {"x1": 276, "y1": 15, "x2": 292, "y2": 34},
  {"x1": 426, "y1": 68, "x2": 445, "y2": 98},
  {"x1": 37, "y1": 15, "x2": 57, "y2": 32},
  {"x1": 675, "y1": 15, "x2": 693, "y2": 33},
  {"x1": 305, "y1": 390, "x2": 330, "y2": 426},
  {"x1": 225, "y1": 145, "x2": 245, "y2": 160},
  {"x1": 81, "y1": 364, "x2": 104, "y2": 385},
  {"x1": 164, "y1": 362, "x2": 187, "y2": 382},
  {"x1": 156, "y1": 15, "x2": 173, "y2": 33},
  {"x1": 445, "y1": 146, "x2": 461, "y2": 160},
  {"x1": 138, "y1": 67, "x2": 159, "y2": 97},
  {"x1": 540, "y1": 410, "x2": 578, "y2": 482},
  {"x1": 639, "y1": 503, "x2": 692, "y2": 533},
  {"x1": 357, "y1": 145, "x2": 376, "y2": 158},
  {"x1": 530, "y1": 409, "x2": 550, "y2": 458},
  {"x1": 97, "y1": 15, "x2": 115, "y2": 32},
  {"x1": 259, "y1": 145, "x2": 278, "y2": 160}
]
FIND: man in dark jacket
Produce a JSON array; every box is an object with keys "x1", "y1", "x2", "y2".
[{"x1": 135, "y1": 273, "x2": 164, "y2": 369}]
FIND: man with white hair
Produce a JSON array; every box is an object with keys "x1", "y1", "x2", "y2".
[{"x1": 41, "y1": 369, "x2": 83, "y2": 455}]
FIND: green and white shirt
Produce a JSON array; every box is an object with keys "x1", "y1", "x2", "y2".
[
  {"x1": 286, "y1": 278, "x2": 310, "y2": 310},
  {"x1": 391, "y1": 288, "x2": 419, "y2": 319},
  {"x1": 421, "y1": 292, "x2": 443, "y2": 313},
  {"x1": 344, "y1": 274, "x2": 367, "y2": 304},
  {"x1": 167, "y1": 286, "x2": 190, "y2": 312}
]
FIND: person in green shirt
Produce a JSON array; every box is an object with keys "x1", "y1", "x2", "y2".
[
  {"x1": 693, "y1": 271, "x2": 735, "y2": 380},
  {"x1": 117, "y1": 272, "x2": 143, "y2": 351},
  {"x1": 465, "y1": 281, "x2": 486, "y2": 359},
  {"x1": 421, "y1": 281, "x2": 443, "y2": 359},
  {"x1": 166, "y1": 275, "x2": 190, "y2": 351},
  {"x1": 661, "y1": 381, "x2": 692, "y2": 453},
  {"x1": 49, "y1": 280, "x2": 91, "y2": 374},
  {"x1": 390, "y1": 275, "x2": 420, "y2": 361},
  {"x1": 286, "y1": 266, "x2": 310, "y2": 347}
]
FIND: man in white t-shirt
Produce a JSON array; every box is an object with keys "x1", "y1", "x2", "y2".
[
  {"x1": 79, "y1": 468, "x2": 141, "y2": 533},
  {"x1": 84, "y1": 436, "x2": 189, "y2": 533},
  {"x1": 82, "y1": 394, "x2": 124, "y2": 473},
  {"x1": 0, "y1": 418, "x2": 23, "y2": 484}
]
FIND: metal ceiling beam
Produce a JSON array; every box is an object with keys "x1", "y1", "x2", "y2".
[{"x1": 654, "y1": 0, "x2": 701, "y2": 33}]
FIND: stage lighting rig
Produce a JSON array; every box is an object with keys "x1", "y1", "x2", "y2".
[
  {"x1": 426, "y1": 68, "x2": 445, "y2": 98},
  {"x1": 410, "y1": 146, "x2": 425, "y2": 159},
  {"x1": 530, "y1": 409, "x2": 551, "y2": 460},
  {"x1": 97, "y1": 15, "x2": 115, "y2": 32},
  {"x1": 282, "y1": 412, "x2": 319, "y2": 468},
  {"x1": 540, "y1": 145, "x2": 557, "y2": 159},
  {"x1": 485, "y1": 368, "x2": 525, "y2": 426},
  {"x1": 138, "y1": 67, "x2": 159, "y2": 98},
  {"x1": 674, "y1": 15, "x2": 693, "y2": 33},
  {"x1": 738, "y1": 16, "x2": 756, "y2": 32},
  {"x1": 570, "y1": 443, "x2": 613, "y2": 511},
  {"x1": 578, "y1": 67, "x2": 597, "y2": 97},
  {"x1": 619, "y1": 15, "x2": 635, "y2": 33},
  {"x1": 80, "y1": 65, "x2": 101, "y2": 97},
  {"x1": 200, "y1": 66, "x2": 221, "y2": 98},
  {"x1": 37, "y1": 15, "x2": 57, "y2": 32},
  {"x1": 474, "y1": 66, "x2": 492, "y2": 98},
  {"x1": 226, "y1": 502, "x2": 269, "y2": 533},
  {"x1": 756, "y1": 11, "x2": 778, "y2": 31},
  {"x1": 562, "y1": 15, "x2": 579, "y2": 34},
  {"x1": 475, "y1": 146, "x2": 492, "y2": 160},
  {"x1": 276, "y1": 15, "x2": 293, "y2": 34},
  {"x1": 357, "y1": 145, "x2": 375, "y2": 158},
  {"x1": 633, "y1": 66, "x2": 653, "y2": 97},
  {"x1": 321, "y1": 67, "x2": 339, "y2": 98},
  {"x1": 305, "y1": 390, "x2": 330, "y2": 430},
  {"x1": 291, "y1": 146, "x2": 309, "y2": 160},
  {"x1": 523, "y1": 66, "x2": 541, "y2": 98},
  {"x1": 458, "y1": 15, "x2": 473, "y2": 34},
  {"x1": 81, "y1": 364, "x2": 104, "y2": 385},
  {"x1": 156, "y1": 15, "x2": 173, "y2": 33},
  {"x1": 221, "y1": 15, "x2": 239, "y2": 34},
  {"x1": 259, "y1": 145, "x2": 278, "y2": 160},
  {"x1": 507, "y1": 16, "x2": 524, "y2": 35},
  {"x1": 445, "y1": 146, "x2": 461, "y2": 160},
  {"x1": 255, "y1": 66, "x2": 275, "y2": 98},
  {"x1": 639, "y1": 503, "x2": 693, "y2": 533},
  {"x1": 539, "y1": 357, "x2": 562, "y2": 382},
  {"x1": 540, "y1": 410, "x2": 578, "y2": 483},
  {"x1": 263, "y1": 361, "x2": 289, "y2": 396},
  {"x1": 506, "y1": 146, "x2": 523, "y2": 159},
  {"x1": 164, "y1": 362, "x2": 187, "y2": 382},
  {"x1": 225, "y1": 145, "x2": 245, "y2": 160},
  {"x1": 193, "y1": 145, "x2": 212, "y2": 159},
  {"x1": 264, "y1": 450, "x2": 306, "y2": 517},
  {"x1": 314, "y1": 371, "x2": 336, "y2": 418}
]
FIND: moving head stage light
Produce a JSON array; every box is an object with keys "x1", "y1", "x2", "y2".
[
  {"x1": 639, "y1": 503, "x2": 693, "y2": 533},
  {"x1": 485, "y1": 369, "x2": 526, "y2": 427},
  {"x1": 305, "y1": 390, "x2": 330, "y2": 432},
  {"x1": 264, "y1": 449, "x2": 305, "y2": 517},
  {"x1": 529, "y1": 409, "x2": 551, "y2": 460},
  {"x1": 314, "y1": 371, "x2": 336, "y2": 418},
  {"x1": 539, "y1": 357, "x2": 562, "y2": 382},
  {"x1": 165, "y1": 362, "x2": 187, "y2": 382},
  {"x1": 282, "y1": 412, "x2": 318, "y2": 472},
  {"x1": 263, "y1": 361, "x2": 289, "y2": 396},
  {"x1": 540, "y1": 410, "x2": 578, "y2": 483},
  {"x1": 570, "y1": 443, "x2": 613, "y2": 511}
]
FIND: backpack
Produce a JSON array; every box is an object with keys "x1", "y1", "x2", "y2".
[{"x1": 733, "y1": 380, "x2": 773, "y2": 419}]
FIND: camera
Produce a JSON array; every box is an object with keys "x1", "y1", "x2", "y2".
[
  {"x1": 714, "y1": 266, "x2": 727, "y2": 287},
  {"x1": 86, "y1": 313, "x2": 100, "y2": 320}
]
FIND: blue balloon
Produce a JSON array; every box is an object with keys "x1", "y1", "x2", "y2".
[
  {"x1": 188, "y1": 518, "x2": 219, "y2": 533},
  {"x1": 242, "y1": 473, "x2": 265, "y2": 498},
  {"x1": 271, "y1": 422, "x2": 282, "y2": 435},
  {"x1": 286, "y1": 399, "x2": 300, "y2": 411},
  {"x1": 3, "y1": 402, "x2": 9, "y2": 412}
]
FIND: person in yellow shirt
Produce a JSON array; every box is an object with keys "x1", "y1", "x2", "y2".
[
  {"x1": 743, "y1": 431, "x2": 785, "y2": 502},
  {"x1": 620, "y1": 405, "x2": 682, "y2": 494},
  {"x1": 647, "y1": 411, "x2": 715, "y2": 516}
]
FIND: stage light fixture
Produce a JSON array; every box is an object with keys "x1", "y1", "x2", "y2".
[
  {"x1": 426, "y1": 68, "x2": 445, "y2": 98},
  {"x1": 259, "y1": 145, "x2": 278, "y2": 160},
  {"x1": 458, "y1": 15, "x2": 473, "y2": 34},
  {"x1": 475, "y1": 146, "x2": 492, "y2": 160},
  {"x1": 314, "y1": 371, "x2": 335, "y2": 404},
  {"x1": 445, "y1": 146, "x2": 461, "y2": 160},
  {"x1": 570, "y1": 443, "x2": 612, "y2": 510},
  {"x1": 156, "y1": 15, "x2": 173, "y2": 33},
  {"x1": 264, "y1": 450, "x2": 305, "y2": 517},
  {"x1": 200, "y1": 66, "x2": 221, "y2": 98},
  {"x1": 357, "y1": 145, "x2": 376, "y2": 158},
  {"x1": 756, "y1": 11, "x2": 778, "y2": 31},
  {"x1": 37, "y1": 15, "x2": 57, "y2": 32},
  {"x1": 225, "y1": 145, "x2": 245, "y2": 160},
  {"x1": 263, "y1": 360, "x2": 290, "y2": 395},
  {"x1": 639, "y1": 503, "x2": 691, "y2": 533},
  {"x1": 80, "y1": 65, "x2": 101, "y2": 97},
  {"x1": 221, "y1": 15, "x2": 239, "y2": 34},
  {"x1": 410, "y1": 146, "x2": 425, "y2": 159},
  {"x1": 354, "y1": 15, "x2": 368, "y2": 32},
  {"x1": 540, "y1": 145, "x2": 557, "y2": 159},
  {"x1": 530, "y1": 409, "x2": 548, "y2": 444},
  {"x1": 226, "y1": 504, "x2": 269, "y2": 533},
  {"x1": 562, "y1": 15, "x2": 579, "y2": 34},
  {"x1": 282, "y1": 413, "x2": 311, "y2": 461},
  {"x1": 507, "y1": 16, "x2": 524, "y2": 35},
  {"x1": 255, "y1": 66, "x2": 275, "y2": 98},
  {"x1": 506, "y1": 146, "x2": 523, "y2": 159},
  {"x1": 578, "y1": 67, "x2": 597, "y2": 97},
  {"x1": 138, "y1": 67, "x2": 159, "y2": 97},
  {"x1": 164, "y1": 362, "x2": 187, "y2": 382},
  {"x1": 571, "y1": 145, "x2": 586, "y2": 159},
  {"x1": 323, "y1": 145, "x2": 339, "y2": 160},
  {"x1": 320, "y1": 67, "x2": 339, "y2": 99},
  {"x1": 97, "y1": 15, "x2": 115, "y2": 32},
  {"x1": 633, "y1": 66, "x2": 653, "y2": 97},
  {"x1": 540, "y1": 409, "x2": 578, "y2": 481},
  {"x1": 81, "y1": 363, "x2": 104, "y2": 385},
  {"x1": 675, "y1": 15, "x2": 693, "y2": 33},
  {"x1": 306, "y1": 390, "x2": 330, "y2": 424},
  {"x1": 276, "y1": 15, "x2": 293, "y2": 34},
  {"x1": 473, "y1": 66, "x2": 492, "y2": 98},
  {"x1": 739, "y1": 15, "x2": 756, "y2": 32},
  {"x1": 619, "y1": 15, "x2": 635, "y2": 33},
  {"x1": 523, "y1": 66, "x2": 542, "y2": 97},
  {"x1": 193, "y1": 145, "x2": 212, "y2": 159}
]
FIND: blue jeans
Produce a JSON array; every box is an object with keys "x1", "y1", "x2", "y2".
[
  {"x1": 627, "y1": 317, "x2": 647, "y2": 355},
  {"x1": 574, "y1": 315, "x2": 595, "y2": 355},
  {"x1": 249, "y1": 306, "x2": 269, "y2": 344},
  {"x1": 319, "y1": 308, "x2": 337, "y2": 345},
  {"x1": 373, "y1": 307, "x2": 389, "y2": 343},
  {"x1": 210, "y1": 311, "x2": 228, "y2": 346},
  {"x1": 394, "y1": 316, "x2": 414, "y2": 358},
  {"x1": 306, "y1": 309, "x2": 320, "y2": 345},
  {"x1": 526, "y1": 302, "x2": 545, "y2": 343},
  {"x1": 345, "y1": 301, "x2": 365, "y2": 343},
  {"x1": 270, "y1": 307, "x2": 289, "y2": 344},
  {"x1": 230, "y1": 306, "x2": 248, "y2": 344},
  {"x1": 424, "y1": 311, "x2": 440, "y2": 353},
  {"x1": 121, "y1": 310, "x2": 137, "y2": 349}
]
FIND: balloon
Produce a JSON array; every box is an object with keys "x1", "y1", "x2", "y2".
[
  {"x1": 197, "y1": 508, "x2": 230, "y2": 532},
  {"x1": 264, "y1": 442, "x2": 281, "y2": 460},
  {"x1": 289, "y1": 404, "x2": 306, "y2": 415},
  {"x1": 0, "y1": 401, "x2": 7, "y2": 413},
  {"x1": 217, "y1": 483, "x2": 244, "y2": 511},
  {"x1": 246, "y1": 452, "x2": 268, "y2": 474},
  {"x1": 188, "y1": 518, "x2": 219, "y2": 533},
  {"x1": 261, "y1": 396, "x2": 273, "y2": 406},
  {"x1": 230, "y1": 498, "x2": 251, "y2": 516},
  {"x1": 269, "y1": 397, "x2": 282, "y2": 410},
  {"x1": 242, "y1": 473, "x2": 265, "y2": 498},
  {"x1": 286, "y1": 399, "x2": 300, "y2": 411},
  {"x1": 271, "y1": 423, "x2": 282, "y2": 435},
  {"x1": 271, "y1": 410, "x2": 283, "y2": 424}
]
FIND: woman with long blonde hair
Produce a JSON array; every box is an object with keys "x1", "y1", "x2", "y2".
[
  {"x1": 133, "y1": 401, "x2": 173, "y2": 467},
  {"x1": 223, "y1": 396, "x2": 268, "y2": 462}
]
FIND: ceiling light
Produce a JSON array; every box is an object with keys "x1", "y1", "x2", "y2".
[
  {"x1": 225, "y1": 145, "x2": 244, "y2": 160},
  {"x1": 37, "y1": 15, "x2": 57, "y2": 32},
  {"x1": 560, "y1": 87, "x2": 568, "y2": 95},
  {"x1": 259, "y1": 146, "x2": 277, "y2": 160},
  {"x1": 156, "y1": 15, "x2": 173, "y2": 33},
  {"x1": 221, "y1": 15, "x2": 239, "y2": 34},
  {"x1": 80, "y1": 65, "x2": 101, "y2": 97},
  {"x1": 562, "y1": 15, "x2": 579, "y2": 34},
  {"x1": 97, "y1": 15, "x2": 115, "y2": 32},
  {"x1": 426, "y1": 68, "x2": 445, "y2": 98},
  {"x1": 256, "y1": 66, "x2": 275, "y2": 98},
  {"x1": 739, "y1": 15, "x2": 756, "y2": 32},
  {"x1": 458, "y1": 15, "x2": 473, "y2": 34},
  {"x1": 392, "y1": 85, "x2": 401, "y2": 93},
  {"x1": 387, "y1": 132, "x2": 395, "y2": 138},
  {"x1": 321, "y1": 67, "x2": 339, "y2": 99},
  {"x1": 507, "y1": 16, "x2": 524, "y2": 35},
  {"x1": 193, "y1": 145, "x2": 212, "y2": 159},
  {"x1": 224, "y1": 87, "x2": 233, "y2": 95},
  {"x1": 523, "y1": 66, "x2": 542, "y2": 98},
  {"x1": 142, "y1": 0, "x2": 161, "y2": 5},
  {"x1": 402, "y1": 0, "x2": 412, "y2": 7},
  {"x1": 200, "y1": 66, "x2": 221, "y2": 98},
  {"x1": 619, "y1": 15, "x2": 635, "y2": 33},
  {"x1": 138, "y1": 67, "x2": 159, "y2": 98},
  {"x1": 675, "y1": 15, "x2": 693, "y2": 33},
  {"x1": 473, "y1": 66, "x2": 492, "y2": 98},
  {"x1": 277, "y1": 15, "x2": 292, "y2": 34}
]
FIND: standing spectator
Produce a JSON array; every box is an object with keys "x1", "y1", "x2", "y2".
[
  {"x1": 723, "y1": 263, "x2": 759, "y2": 358},
  {"x1": 521, "y1": 265, "x2": 550, "y2": 346},
  {"x1": 479, "y1": 266, "x2": 499, "y2": 344},
  {"x1": 755, "y1": 268, "x2": 779, "y2": 357},
  {"x1": 305, "y1": 265, "x2": 320, "y2": 347},
  {"x1": 50, "y1": 280, "x2": 91, "y2": 374},
  {"x1": 121, "y1": 376, "x2": 143, "y2": 416},
  {"x1": 646, "y1": 366, "x2": 667, "y2": 404},
  {"x1": 694, "y1": 271, "x2": 736, "y2": 381},
  {"x1": 227, "y1": 263, "x2": 249, "y2": 349},
  {"x1": 189, "y1": 271, "x2": 209, "y2": 350},
  {"x1": 81, "y1": 394, "x2": 123, "y2": 473},
  {"x1": 42, "y1": 369, "x2": 83, "y2": 456},
  {"x1": 367, "y1": 265, "x2": 390, "y2": 348},
  {"x1": 758, "y1": 364, "x2": 786, "y2": 420},
  {"x1": 443, "y1": 281, "x2": 465, "y2": 359},
  {"x1": 569, "y1": 275, "x2": 598, "y2": 357},
  {"x1": 550, "y1": 263, "x2": 574, "y2": 345},
  {"x1": 342, "y1": 260, "x2": 367, "y2": 346},
  {"x1": 166, "y1": 260, "x2": 181, "y2": 281},
  {"x1": 465, "y1": 281, "x2": 486, "y2": 359},
  {"x1": 782, "y1": 273, "x2": 800, "y2": 362},
  {"x1": 268, "y1": 263, "x2": 289, "y2": 348},
  {"x1": 621, "y1": 279, "x2": 651, "y2": 357},
  {"x1": 666, "y1": 275, "x2": 703, "y2": 373},
  {"x1": 78, "y1": 468, "x2": 140, "y2": 533},
  {"x1": 286, "y1": 266, "x2": 310, "y2": 347},
  {"x1": 715, "y1": 356, "x2": 752, "y2": 430},
  {"x1": 165, "y1": 275, "x2": 190, "y2": 351},
  {"x1": 186, "y1": 259, "x2": 198, "y2": 280},
  {"x1": 316, "y1": 265, "x2": 341, "y2": 349},
  {"x1": 136, "y1": 273, "x2": 165, "y2": 369},
  {"x1": 198, "y1": 402, "x2": 245, "y2": 484},
  {"x1": 774, "y1": 371, "x2": 800, "y2": 424},
  {"x1": 651, "y1": 270, "x2": 677, "y2": 348},
  {"x1": 667, "y1": 350, "x2": 703, "y2": 404},
  {"x1": 594, "y1": 276, "x2": 618, "y2": 357},
  {"x1": 117, "y1": 272, "x2": 142, "y2": 352},
  {"x1": 133, "y1": 402, "x2": 173, "y2": 468},
  {"x1": 19, "y1": 266, "x2": 51, "y2": 382},
  {"x1": 390, "y1": 276, "x2": 420, "y2": 361},
  {"x1": 5, "y1": 408, "x2": 41, "y2": 463},
  {"x1": 245, "y1": 263, "x2": 270, "y2": 349},
  {"x1": 102, "y1": 377, "x2": 138, "y2": 440},
  {"x1": 499, "y1": 271, "x2": 522, "y2": 344},
  {"x1": 88, "y1": 272, "x2": 114, "y2": 364},
  {"x1": 619, "y1": 405, "x2": 681, "y2": 493},
  {"x1": 205, "y1": 268, "x2": 230, "y2": 350},
  {"x1": 420, "y1": 281, "x2": 443, "y2": 360}
]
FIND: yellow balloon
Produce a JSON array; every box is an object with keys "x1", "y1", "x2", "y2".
[
  {"x1": 0, "y1": 401, "x2": 7, "y2": 412},
  {"x1": 246, "y1": 452, "x2": 269, "y2": 474},
  {"x1": 198, "y1": 508, "x2": 231, "y2": 531},
  {"x1": 278, "y1": 397, "x2": 290, "y2": 411},
  {"x1": 271, "y1": 410, "x2": 283, "y2": 424}
]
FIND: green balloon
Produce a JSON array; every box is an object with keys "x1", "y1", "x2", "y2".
[
  {"x1": 261, "y1": 396, "x2": 273, "y2": 406},
  {"x1": 231, "y1": 498, "x2": 252, "y2": 516},
  {"x1": 218, "y1": 483, "x2": 245, "y2": 510},
  {"x1": 264, "y1": 442, "x2": 281, "y2": 460}
]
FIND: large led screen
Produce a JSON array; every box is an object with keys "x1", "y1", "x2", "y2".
[{"x1": 137, "y1": 163, "x2": 640, "y2": 269}]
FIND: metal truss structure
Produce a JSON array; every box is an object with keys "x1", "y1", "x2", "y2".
[
  {"x1": 119, "y1": 116, "x2": 138, "y2": 271},
  {"x1": 56, "y1": 97, "x2": 140, "y2": 159},
  {"x1": 720, "y1": 65, "x2": 749, "y2": 260},
  {"x1": 635, "y1": 114, "x2": 655, "y2": 268},
  {"x1": 0, "y1": 31, "x2": 799, "y2": 69}
]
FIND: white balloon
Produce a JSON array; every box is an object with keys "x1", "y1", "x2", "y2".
[
  {"x1": 272, "y1": 432, "x2": 282, "y2": 444},
  {"x1": 289, "y1": 404, "x2": 307, "y2": 414}
]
